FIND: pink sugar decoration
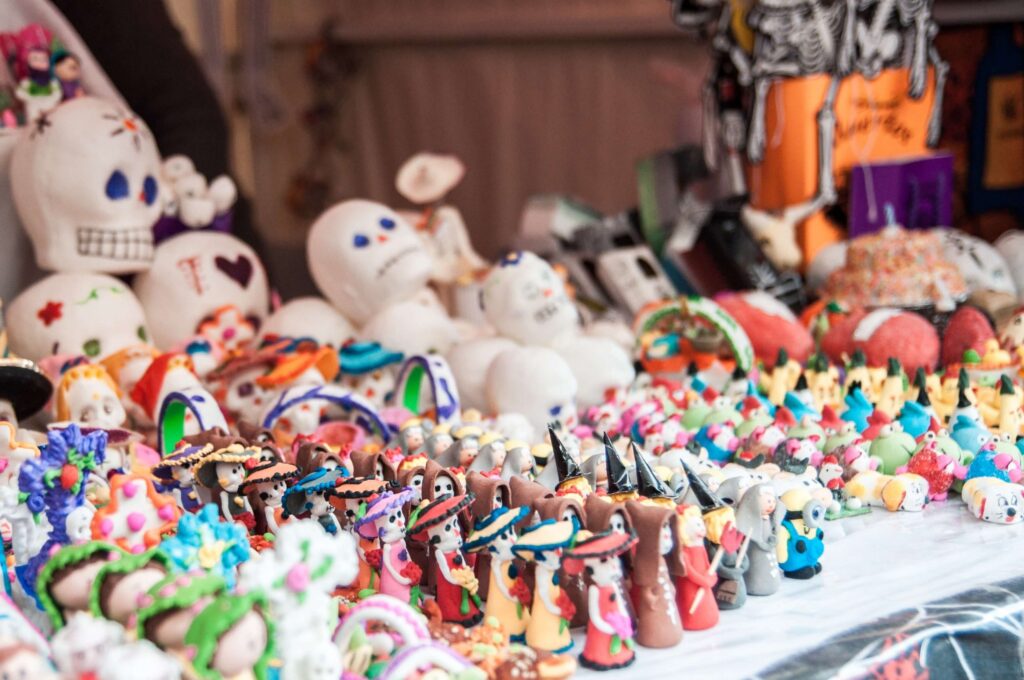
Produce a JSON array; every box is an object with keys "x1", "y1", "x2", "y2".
[
  {"x1": 100, "y1": 518, "x2": 114, "y2": 536},
  {"x1": 127, "y1": 512, "x2": 146, "y2": 532},
  {"x1": 123, "y1": 481, "x2": 139, "y2": 498},
  {"x1": 158, "y1": 505, "x2": 175, "y2": 520}
]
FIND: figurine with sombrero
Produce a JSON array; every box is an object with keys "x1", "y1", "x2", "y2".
[
  {"x1": 513, "y1": 517, "x2": 578, "y2": 654},
  {"x1": 338, "y1": 341, "x2": 404, "y2": 410},
  {"x1": 562, "y1": 529, "x2": 639, "y2": 671},
  {"x1": 330, "y1": 476, "x2": 389, "y2": 595},
  {"x1": 282, "y1": 467, "x2": 347, "y2": 535},
  {"x1": 239, "y1": 461, "x2": 299, "y2": 535},
  {"x1": 354, "y1": 487, "x2": 420, "y2": 605},
  {"x1": 465, "y1": 505, "x2": 531, "y2": 642},
  {"x1": 407, "y1": 493, "x2": 481, "y2": 627},
  {"x1": 153, "y1": 443, "x2": 211, "y2": 513},
  {"x1": 193, "y1": 443, "x2": 260, "y2": 530}
]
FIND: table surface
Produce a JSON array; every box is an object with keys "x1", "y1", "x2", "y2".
[{"x1": 573, "y1": 500, "x2": 1024, "y2": 679}]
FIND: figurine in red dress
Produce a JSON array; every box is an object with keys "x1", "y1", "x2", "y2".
[
  {"x1": 563, "y1": 529, "x2": 639, "y2": 671},
  {"x1": 674, "y1": 504, "x2": 719, "y2": 630},
  {"x1": 408, "y1": 494, "x2": 482, "y2": 626}
]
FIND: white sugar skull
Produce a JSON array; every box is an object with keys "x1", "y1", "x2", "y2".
[
  {"x1": 11, "y1": 97, "x2": 162, "y2": 273},
  {"x1": 942, "y1": 229, "x2": 1016, "y2": 296},
  {"x1": 132, "y1": 231, "x2": 269, "y2": 349},
  {"x1": 5, "y1": 273, "x2": 150, "y2": 362},
  {"x1": 259, "y1": 297, "x2": 355, "y2": 347},
  {"x1": 339, "y1": 369, "x2": 395, "y2": 410},
  {"x1": 224, "y1": 366, "x2": 274, "y2": 423},
  {"x1": 55, "y1": 364, "x2": 127, "y2": 429},
  {"x1": 485, "y1": 346, "x2": 578, "y2": 434},
  {"x1": 481, "y1": 251, "x2": 580, "y2": 346},
  {"x1": 306, "y1": 199, "x2": 433, "y2": 326}
]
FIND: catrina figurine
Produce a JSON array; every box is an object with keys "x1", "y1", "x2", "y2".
[
  {"x1": 351, "y1": 449, "x2": 398, "y2": 483},
  {"x1": 135, "y1": 573, "x2": 226, "y2": 652},
  {"x1": 152, "y1": 444, "x2": 210, "y2": 512},
  {"x1": 674, "y1": 504, "x2": 719, "y2": 630},
  {"x1": 294, "y1": 441, "x2": 346, "y2": 477},
  {"x1": 508, "y1": 477, "x2": 552, "y2": 527},
  {"x1": 281, "y1": 468, "x2": 347, "y2": 534},
  {"x1": 534, "y1": 495, "x2": 588, "y2": 628},
  {"x1": 421, "y1": 459, "x2": 465, "y2": 502},
  {"x1": 183, "y1": 592, "x2": 273, "y2": 680},
  {"x1": 193, "y1": 444, "x2": 259, "y2": 530},
  {"x1": 563, "y1": 529, "x2": 639, "y2": 671},
  {"x1": 466, "y1": 472, "x2": 511, "y2": 599},
  {"x1": 584, "y1": 493, "x2": 638, "y2": 621},
  {"x1": 331, "y1": 476, "x2": 389, "y2": 594},
  {"x1": 734, "y1": 483, "x2": 784, "y2": 596},
  {"x1": 407, "y1": 493, "x2": 482, "y2": 627},
  {"x1": 35, "y1": 541, "x2": 125, "y2": 631},
  {"x1": 239, "y1": 461, "x2": 298, "y2": 536},
  {"x1": 465, "y1": 505, "x2": 532, "y2": 642},
  {"x1": 355, "y1": 488, "x2": 421, "y2": 605},
  {"x1": 513, "y1": 518, "x2": 578, "y2": 654},
  {"x1": 89, "y1": 548, "x2": 171, "y2": 626},
  {"x1": 625, "y1": 501, "x2": 684, "y2": 648}
]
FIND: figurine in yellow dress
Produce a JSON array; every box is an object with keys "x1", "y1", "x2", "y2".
[
  {"x1": 465, "y1": 505, "x2": 531, "y2": 641},
  {"x1": 513, "y1": 518, "x2": 578, "y2": 653}
]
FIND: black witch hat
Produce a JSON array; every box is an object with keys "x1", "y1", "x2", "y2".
[
  {"x1": 680, "y1": 460, "x2": 724, "y2": 513},
  {"x1": 549, "y1": 426, "x2": 584, "y2": 489},
  {"x1": 603, "y1": 433, "x2": 636, "y2": 497},
  {"x1": 631, "y1": 441, "x2": 673, "y2": 501}
]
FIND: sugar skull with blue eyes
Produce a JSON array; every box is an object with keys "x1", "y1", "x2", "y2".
[
  {"x1": 11, "y1": 96, "x2": 163, "y2": 274},
  {"x1": 307, "y1": 199, "x2": 434, "y2": 326},
  {"x1": 481, "y1": 251, "x2": 579, "y2": 346}
]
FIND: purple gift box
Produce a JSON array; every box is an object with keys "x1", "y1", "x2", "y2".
[{"x1": 848, "y1": 152, "x2": 954, "y2": 237}]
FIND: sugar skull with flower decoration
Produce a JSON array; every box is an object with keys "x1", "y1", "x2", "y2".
[
  {"x1": 54, "y1": 363, "x2": 127, "y2": 429},
  {"x1": 11, "y1": 97, "x2": 163, "y2": 273}
]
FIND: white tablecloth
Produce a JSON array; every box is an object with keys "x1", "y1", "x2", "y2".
[{"x1": 575, "y1": 500, "x2": 1024, "y2": 679}]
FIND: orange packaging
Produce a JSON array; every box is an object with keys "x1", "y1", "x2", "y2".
[{"x1": 746, "y1": 67, "x2": 937, "y2": 264}]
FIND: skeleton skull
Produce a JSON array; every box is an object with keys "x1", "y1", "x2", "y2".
[
  {"x1": 481, "y1": 251, "x2": 579, "y2": 346},
  {"x1": 5, "y1": 272, "x2": 150, "y2": 362},
  {"x1": 56, "y1": 364, "x2": 127, "y2": 429},
  {"x1": 307, "y1": 199, "x2": 434, "y2": 326},
  {"x1": 132, "y1": 231, "x2": 269, "y2": 349},
  {"x1": 11, "y1": 96, "x2": 162, "y2": 273}
]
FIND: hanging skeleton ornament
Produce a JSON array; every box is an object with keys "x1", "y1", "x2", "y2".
[{"x1": 10, "y1": 96, "x2": 163, "y2": 273}]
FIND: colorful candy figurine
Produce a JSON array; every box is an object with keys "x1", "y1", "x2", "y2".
[
  {"x1": 734, "y1": 483, "x2": 783, "y2": 596},
  {"x1": 513, "y1": 518, "x2": 578, "y2": 653},
  {"x1": 898, "y1": 442, "x2": 963, "y2": 502},
  {"x1": 160, "y1": 504, "x2": 250, "y2": 586},
  {"x1": 50, "y1": 611, "x2": 124, "y2": 680},
  {"x1": 846, "y1": 471, "x2": 930, "y2": 512},
  {"x1": 776, "y1": 488, "x2": 826, "y2": 579},
  {"x1": 153, "y1": 444, "x2": 209, "y2": 512},
  {"x1": 331, "y1": 476, "x2": 388, "y2": 595},
  {"x1": 282, "y1": 468, "x2": 348, "y2": 534},
  {"x1": 355, "y1": 488, "x2": 420, "y2": 604},
  {"x1": 89, "y1": 548, "x2": 171, "y2": 626},
  {"x1": 962, "y1": 477, "x2": 1024, "y2": 524},
  {"x1": 869, "y1": 423, "x2": 917, "y2": 475},
  {"x1": 674, "y1": 504, "x2": 719, "y2": 630},
  {"x1": 135, "y1": 573, "x2": 227, "y2": 652},
  {"x1": 35, "y1": 541, "x2": 125, "y2": 630},
  {"x1": 239, "y1": 461, "x2": 298, "y2": 535},
  {"x1": 625, "y1": 501, "x2": 683, "y2": 648},
  {"x1": 0, "y1": 639, "x2": 59, "y2": 680},
  {"x1": 562, "y1": 529, "x2": 639, "y2": 671},
  {"x1": 89, "y1": 474, "x2": 182, "y2": 553},
  {"x1": 408, "y1": 493, "x2": 482, "y2": 626},
  {"x1": 465, "y1": 505, "x2": 531, "y2": 641},
  {"x1": 193, "y1": 444, "x2": 259, "y2": 529},
  {"x1": 183, "y1": 592, "x2": 273, "y2": 680}
]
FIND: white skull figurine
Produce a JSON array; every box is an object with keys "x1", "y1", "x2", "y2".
[
  {"x1": 481, "y1": 251, "x2": 579, "y2": 346},
  {"x1": 132, "y1": 231, "x2": 269, "y2": 349},
  {"x1": 446, "y1": 336, "x2": 518, "y2": 411},
  {"x1": 307, "y1": 199, "x2": 434, "y2": 326},
  {"x1": 485, "y1": 346, "x2": 578, "y2": 434},
  {"x1": 259, "y1": 297, "x2": 355, "y2": 347},
  {"x1": 11, "y1": 96, "x2": 163, "y2": 273},
  {"x1": 5, "y1": 273, "x2": 150, "y2": 362}
]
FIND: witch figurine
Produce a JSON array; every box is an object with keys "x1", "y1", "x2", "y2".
[
  {"x1": 513, "y1": 518, "x2": 579, "y2": 653},
  {"x1": 407, "y1": 493, "x2": 482, "y2": 627},
  {"x1": 537, "y1": 427, "x2": 592, "y2": 497},
  {"x1": 355, "y1": 488, "x2": 420, "y2": 605},
  {"x1": 625, "y1": 501, "x2": 684, "y2": 649},
  {"x1": 563, "y1": 529, "x2": 639, "y2": 671},
  {"x1": 603, "y1": 435, "x2": 639, "y2": 503},
  {"x1": 465, "y1": 505, "x2": 531, "y2": 641},
  {"x1": 282, "y1": 468, "x2": 347, "y2": 535},
  {"x1": 332, "y1": 476, "x2": 389, "y2": 595},
  {"x1": 734, "y1": 483, "x2": 784, "y2": 596},
  {"x1": 674, "y1": 504, "x2": 719, "y2": 630},
  {"x1": 631, "y1": 441, "x2": 675, "y2": 508}
]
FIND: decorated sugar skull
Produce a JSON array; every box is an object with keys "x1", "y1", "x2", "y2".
[
  {"x1": 132, "y1": 231, "x2": 269, "y2": 350},
  {"x1": 485, "y1": 346, "x2": 578, "y2": 435},
  {"x1": 259, "y1": 297, "x2": 355, "y2": 347},
  {"x1": 481, "y1": 251, "x2": 579, "y2": 346},
  {"x1": 941, "y1": 229, "x2": 1016, "y2": 296},
  {"x1": 5, "y1": 273, "x2": 150, "y2": 362},
  {"x1": 55, "y1": 364, "x2": 127, "y2": 429},
  {"x1": 307, "y1": 199, "x2": 433, "y2": 326},
  {"x1": 10, "y1": 97, "x2": 163, "y2": 273}
]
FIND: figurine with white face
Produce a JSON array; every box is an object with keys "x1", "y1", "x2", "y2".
[
  {"x1": 307, "y1": 199, "x2": 434, "y2": 326},
  {"x1": 55, "y1": 364, "x2": 127, "y2": 429},
  {"x1": 0, "y1": 641, "x2": 59, "y2": 680},
  {"x1": 133, "y1": 231, "x2": 269, "y2": 350},
  {"x1": 5, "y1": 273, "x2": 150, "y2": 362},
  {"x1": 11, "y1": 97, "x2": 163, "y2": 274},
  {"x1": 51, "y1": 612, "x2": 124, "y2": 679},
  {"x1": 485, "y1": 346, "x2": 578, "y2": 434}
]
